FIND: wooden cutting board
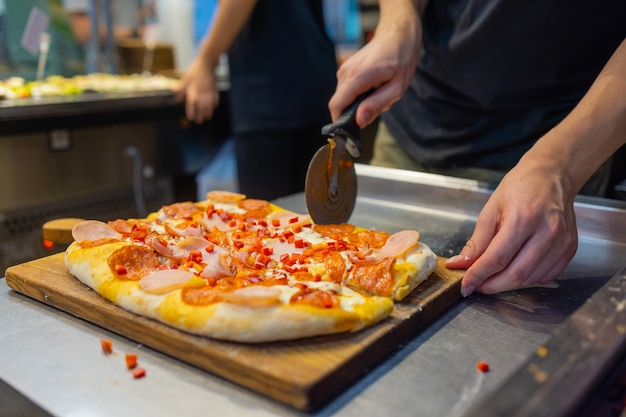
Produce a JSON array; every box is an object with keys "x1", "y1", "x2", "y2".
[{"x1": 5, "y1": 253, "x2": 464, "y2": 411}]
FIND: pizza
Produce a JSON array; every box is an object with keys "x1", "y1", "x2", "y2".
[{"x1": 64, "y1": 190, "x2": 438, "y2": 343}]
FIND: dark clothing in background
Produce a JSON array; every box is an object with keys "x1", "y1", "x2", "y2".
[
  {"x1": 226, "y1": 0, "x2": 337, "y2": 200},
  {"x1": 227, "y1": 0, "x2": 336, "y2": 134},
  {"x1": 383, "y1": 0, "x2": 626, "y2": 170}
]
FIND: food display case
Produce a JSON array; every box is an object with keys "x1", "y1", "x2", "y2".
[{"x1": 0, "y1": 80, "x2": 186, "y2": 272}]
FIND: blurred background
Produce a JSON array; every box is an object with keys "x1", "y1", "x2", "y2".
[{"x1": 0, "y1": 0, "x2": 380, "y2": 271}]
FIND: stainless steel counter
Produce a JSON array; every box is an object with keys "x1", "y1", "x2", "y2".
[{"x1": 2, "y1": 164, "x2": 625, "y2": 417}]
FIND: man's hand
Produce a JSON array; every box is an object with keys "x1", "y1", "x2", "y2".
[
  {"x1": 446, "y1": 155, "x2": 579, "y2": 296},
  {"x1": 328, "y1": 0, "x2": 422, "y2": 127},
  {"x1": 173, "y1": 58, "x2": 220, "y2": 125}
]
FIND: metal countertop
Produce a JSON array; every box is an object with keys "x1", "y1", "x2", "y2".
[{"x1": 1, "y1": 164, "x2": 625, "y2": 417}]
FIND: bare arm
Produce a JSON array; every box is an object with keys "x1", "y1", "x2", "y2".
[
  {"x1": 448, "y1": 38, "x2": 626, "y2": 296},
  {"x1": 174, "y1": 0, "x2": 257, "y2": 123},
  {"x1": 328, "y1": 0, "x2": 423, "y2": 127}
]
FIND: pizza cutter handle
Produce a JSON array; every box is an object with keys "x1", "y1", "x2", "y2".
[{"x1": 321, "y1": 89, "x2": 374, "y2": 159}]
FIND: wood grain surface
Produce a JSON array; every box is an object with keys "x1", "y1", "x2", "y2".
[
  {"x1": 42, "y1": 218, "x2": 84, "y2": 244},
  {"x1": 5, "y1": 253, "x2": 464, "y2": 411}
]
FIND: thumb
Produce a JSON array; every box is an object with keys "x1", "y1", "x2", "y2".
[
  {"x1": 446, "y1": 206, "x2": 498, "y2": 270},
  {"x1": 445, "y1": 239, "x2": 481, "y2": 269}
]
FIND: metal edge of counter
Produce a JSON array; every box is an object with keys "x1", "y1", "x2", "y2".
[
  {"x1": 355, "y1": 164, "x2": 626, "y2": 244},
  {"x1": 462, "y1": 267, "x2": 626, "y2": 417}
]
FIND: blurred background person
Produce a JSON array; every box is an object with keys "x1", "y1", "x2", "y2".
[
  {"x1": 175, "y1": 0, "x2": 337, "y2": 201},
  {"x1": 63, "y1": 0, "x2": 153, "y2": 73}
]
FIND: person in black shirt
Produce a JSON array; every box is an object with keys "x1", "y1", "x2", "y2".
[
  {"x1": 328, "y1": 0, "x2": 626, "y2": 297},
  {"x1": 175, "y1": 0, "x2": 336, "y2": 200}
]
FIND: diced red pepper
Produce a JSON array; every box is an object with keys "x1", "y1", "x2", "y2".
[
  {"x1": 477, "y1": 362, "x2": 490, "y2": 373},
  {"x1": 101, "y1": 339, "x2": 113, "y2": 354},
  {"x1": 125, "y1": 353, "x2": 138, "y2": 369},
  {"x1": 131, "y1": 367, "x2": 146, "y2": 379},
  {"x1": 114, "y1": 264, "x2": 127, "y2": 275},
  {"x1": 187, "y1": 250, "x2": 203, "y2": 264}
]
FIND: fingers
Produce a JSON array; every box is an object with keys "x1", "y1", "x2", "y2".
[
  {"x1": 329, "y1": 50, "x2": 405, "y2": 125},
  {"x1": 183, "y1": 87, "x2": 219, "y2": 125},
  {"x1": 446, "y1": 208, "x2": 499, "y2": 270},
  {"x1": 329, "y1": 78, "x2": 375, "y2": 124},
  {"x1": 356, "y1": 81, "x2": 407, "y2": 127},
  {"x1": 457, "y1": 206, "x2": 578, "y2": 297},
  {"x1": 475, "y1": 236, "x2": 574, "y2": 294}
]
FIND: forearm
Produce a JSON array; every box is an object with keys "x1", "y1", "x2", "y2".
[
  {"x1": 195, "y1": 0, "x2": 257, "y2": 70},
  {"x1": 525, "y1": 38, "x2": 626, "y2": 194},
  {"x1": 377, "y1": 0, "x2": 422, "y2": 37}
]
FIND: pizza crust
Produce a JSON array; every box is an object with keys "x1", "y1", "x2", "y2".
[
  {"x1": 392, "y1": 243, "x2": 438, "y2": 301},
  {"x1": 65, "y1": 241, "x2": 394, "y2": 342}
]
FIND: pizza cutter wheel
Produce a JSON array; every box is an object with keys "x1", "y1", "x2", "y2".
[
  {"x1": 305, "y1": 138, "x2": 357, "y2": 224},
  {"x1": 305, "y1": 90, "x2": 372, "y2": 224}
]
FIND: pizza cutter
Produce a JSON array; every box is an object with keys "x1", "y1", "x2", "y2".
[{"x1": 305, "y1": 91, "x2": 372, "y2": 224}]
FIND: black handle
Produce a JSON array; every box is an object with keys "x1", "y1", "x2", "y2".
[{"x1": 321, "y1": 90, "x2": 373, "y2": 158}]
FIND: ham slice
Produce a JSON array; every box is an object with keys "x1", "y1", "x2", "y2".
[
  {"x1": 139, "y1": 269, "x2": 195, "y2": 294},
  {"x1": 264, "y1": 237, "x2": 306, "y2": 262},
  {"x1": 72, "y1": 220, "x2": 122, "y2": 242},
  {"x1": 371, "y1": 230, "x2": 421, "y2": 260},
  {"x1": 200, "y1": 253, "x2": 233, "y2": 278},
  {"x1": 198, "y1": 214, "x2": 235, "y2": 232},
  {"x1": 221, "y1": 286, "x2": 282, "y2": 307},
  {"x1": 145, "y1": 235, "x2": 186, "y2": 260},
  {"x1": 177, "y1": 236, "x2": 213, "y2": 251}
]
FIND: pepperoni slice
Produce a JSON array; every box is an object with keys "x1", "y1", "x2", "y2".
[
  {"x1": 313, "y1": 223, "x2": 355, "y2": 240},
  {"x1": 347, "y1": 230, "x2": 390, "y2": 249},
  {"x1": 162, "y1": 202, "x2": 201, "y2": 219},
  {"x1": 349, "y1": 257, "x2": 396, "y2": 297},
  {"x1": 324, "y1": 251, "x2": 346, "y2": 283},
  {"x1": 107, "y1": 219, "x2": 137, "y2": 235},
  {"x1": 107, "y1": 245, "x2": 160, "y2": 280},
  {"x1": 238, "y1": 198, "x2": 271, "y2": 218},
  {"x1": 205, "y1": 190, "x2": 247, "y2": 203},
  {"x1": 290, "y1": 287, "x2": 339, "y2": 309},
  {"x1": 181, "y1": 285, "x2": 222, "y2": 306}
]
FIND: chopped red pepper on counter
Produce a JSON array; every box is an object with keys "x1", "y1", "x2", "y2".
[
  {"x1": 477, "y1": 361, "x2": 490, "y2": 373},
  {"x1": 131, "y1": 367, "x2": 146, "y2": 379},
  {"x1": 125, "y1": 353, "x2": 138, "y2": 369},
  {"x1": 101, "y1": 339, "x2": 113, "y2": 354}
]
